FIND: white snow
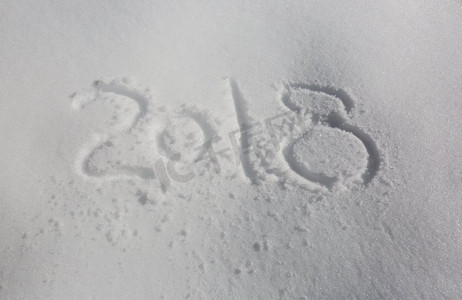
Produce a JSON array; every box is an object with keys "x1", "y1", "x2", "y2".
[{"x1": 1, "y1": 1, "x2": 461, "y2": 299}]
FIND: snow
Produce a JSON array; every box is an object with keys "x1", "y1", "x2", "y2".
[{"x1": 1, "y1": 1, "x2": 461, "y2": 299}]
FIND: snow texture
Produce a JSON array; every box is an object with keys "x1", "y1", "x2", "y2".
[{"x1": 0, "y1": 1, "x2": 461, "y2": 299}]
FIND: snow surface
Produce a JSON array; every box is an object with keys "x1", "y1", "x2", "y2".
[{"x1": 1, "y1": 1, "x2": 461, "y2": 299}]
